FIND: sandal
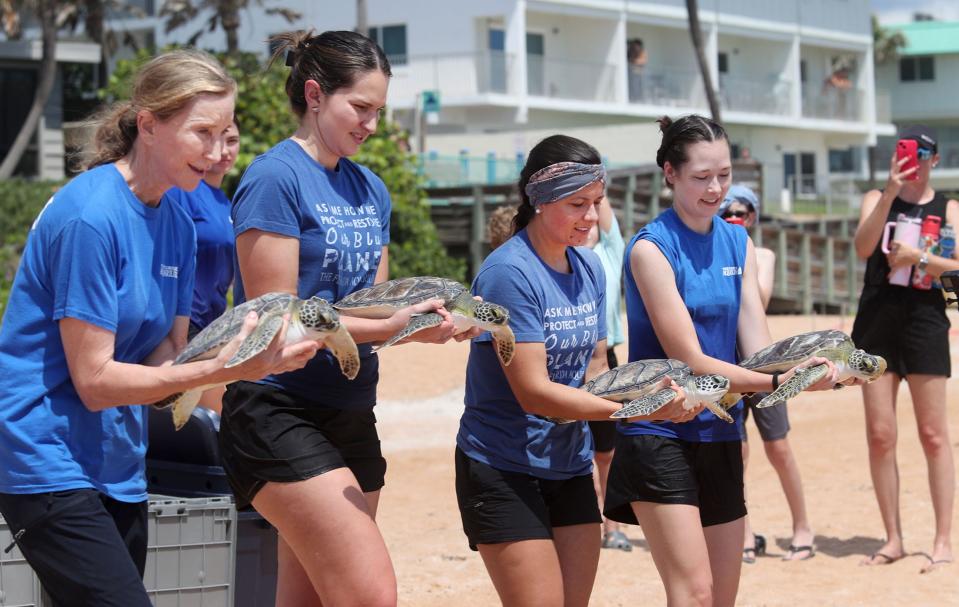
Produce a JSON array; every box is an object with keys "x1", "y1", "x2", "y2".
[
  {"x1": 601, "y1": 530, "x2": 633, "y2": 552},
  {"x1": 742, "y1": 547, "x2": 757, "y2": 564},
  {"x1": 783, "y1": 544, "x2": 816, "y2": 561},
  {"x1": 754, "y1": 534, "x2": 767, "y2": 556}
]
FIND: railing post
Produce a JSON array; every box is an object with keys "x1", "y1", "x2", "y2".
[
  {"x1": 486, "y1": 152, "x2": 497, "y2": 185},
  {"x1": 471, "y1": 185, "x2": 486, "y2": 279},
  {"x1": 801, "y1": 233, "x2": 812, "y2": 314},
  {"x1": 460, "y1": 149, "x2": 470, "y2": 183},
  {"x1": 825, "y1": 238, "x2": 835, "y2": 304},
  {"x1": 624, "y1": 174, "x2": 637, "y2": 235},
  {"x1": 776, "y1": 230, "x2": 788, "y2": 299}
]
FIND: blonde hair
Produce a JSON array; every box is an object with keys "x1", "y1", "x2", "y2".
[{"x1": 81, "y1": 49, "x2": 236, "y2": 170}]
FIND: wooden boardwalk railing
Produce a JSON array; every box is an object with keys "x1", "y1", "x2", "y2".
[{"x1": 425, "y1": 162, "x2": 864, "y2": 314}]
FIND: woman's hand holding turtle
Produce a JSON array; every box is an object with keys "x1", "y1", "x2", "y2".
[
  {"x1": 390, "y1": 298, "x2": 457, "y2": 344},
  {"x1": 453, "y1": 295, "x2": 486, "y2": 342},
  {"x1": 781, "y1": 356, "x2": 839, "y2": 392},
  {"x1": 215, "y1": 311, "x2": 319, "y2": 382},
  {"x1": 627, "y1": 377, "x2": 702, "y2": 423}
]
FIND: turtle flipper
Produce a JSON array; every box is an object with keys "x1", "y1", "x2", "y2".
[
  {"x1": 171, "y1": 389, "x2": 204, "y2": 431},
  {"x1": 492, "y1": 324, "x2": 516, "y2": 367},
  {"x1": 719, "y1": 392, "x2": 743, "y2": 409},
  {"x1": 225, "y1": 314, "x2": 284, "y2": 368},
  {"x1": 374, "y1": 312, "x2": 443, "y2": 351},
  {"x1": 152, "y1": 392, "x2": 181, "y2": 410},
  {"x1": 610, "y1": 388, "x2": 678, "y2": 419},
  {"x1": 756, "y1": 364, "x2": 829, "y2": 408},
  {"x1": 703, "y1": 400, "x2": 734, "y2": 423},
  {"x1": 325, "y1": 324, "x2": 360, "y2": 380}
]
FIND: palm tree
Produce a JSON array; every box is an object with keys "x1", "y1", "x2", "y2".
[
  {"x1": 0, "y1": 0, "x2": 58, "y2": 179},
  {"x1": 872, "y1": 16, "x2": 906, "y2": 65},
  {"x1": 160, "y1": 0, "x2": 300, "y2": 56},
  {"x1": 685, "y1": 0, "x2": 721, "y2": 122}
]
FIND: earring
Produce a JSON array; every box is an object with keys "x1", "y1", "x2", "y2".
[
  {"x1": 535, "y1": 207, "x2": 542, "y2": 214},
  {"x1": 312, "y1": 107, "x2": 320, "y2": 112}
]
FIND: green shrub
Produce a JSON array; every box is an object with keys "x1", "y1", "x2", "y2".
[{"x1": 0, "y1": 180, "x2": 64, "y2": 318}]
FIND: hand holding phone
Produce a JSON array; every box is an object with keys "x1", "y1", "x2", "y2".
[{"x1": 896, "y1": 139, "x2": 919, "y2": 181}]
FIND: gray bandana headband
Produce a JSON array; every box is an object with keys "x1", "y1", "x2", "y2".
[{"x1": 524, "y1": 162, "x2": 606, "y2": 207}]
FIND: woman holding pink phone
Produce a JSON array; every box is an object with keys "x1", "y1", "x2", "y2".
[{"x1": 852, "y1": 125, "x2": 959, "y2": 573}]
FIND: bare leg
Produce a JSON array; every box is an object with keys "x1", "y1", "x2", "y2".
[
  {"x1": 860, "y1": 373, "x2": 906, "y2": 565},
  {"x1": 740, "y1": 441, "x2": 757, "y2": 559},
  {"x1": 197, "y1": 385, "x2": 225, "y2": 415},
  {"x1": 906, "y1": 374, "x2": 954, "y2": 572},
  {"x1": 275, "y1": 535, "x2": 322, "y2": 607},
  {"x1": 477, "y1": 539, "x2": 566, "y2": 607},
  {"x1": 703, "y1": 517, "x2": 745, "y2": 607},
  {"x1": 592, "y1": 449, "x2": 619, "y2": 537},
  {"x1": 553, "y1": 524, "x2": 603, "y2": 607},
  {"x1": 632, "y1": 502, "x2": 713, "y2": 607},
  {"x1": 762, "y1": 437, "x2": 814, "y2": 558},
  {"x1": 253, "y1": 468, "x2": 397, "y2": 606}
]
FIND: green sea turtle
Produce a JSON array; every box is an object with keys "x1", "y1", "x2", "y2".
[
  {"x1": 723, "y1": 329, "x2": 886, "y2": 409},
  {"x1": 154, "y1": 293, "x2": 359, "y2": 430},
  {"x1": 583, "y1": 359, "x2": 733, "y2": 422},
  {"x1": 334, "y1": 276, "x2": 515, "y2": 366}
]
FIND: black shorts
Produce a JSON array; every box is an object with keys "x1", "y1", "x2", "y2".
[
  {"x1": 455, "y1": 448, "x2": 601, "y2": 551},
  {"x1": 852, "y1": 285, "x2": 951, "y2": 378},
  {"x1": 0, "y1": 489, "x2": 150, "y2": 607},
  {"x1": 604, "y1": 434, "x2": 746, "y2": 528},
  {"x1": 219, "y1": 381, "x2": 387, "y2": 510},
  {"x1": 741, "y1": 393, "x2": 790, "y2": 442}
]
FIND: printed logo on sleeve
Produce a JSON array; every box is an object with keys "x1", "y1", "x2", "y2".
[
  {"x1": 722, "y1": 266, "x2": 742, "y2": 277},
  {"x1": 160, "y1": 264, "x2": 179, "y2": 279}
]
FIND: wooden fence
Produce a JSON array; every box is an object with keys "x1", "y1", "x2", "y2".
[{"x1": 426, "y1": 162, "x2": 864, "y2": 314}]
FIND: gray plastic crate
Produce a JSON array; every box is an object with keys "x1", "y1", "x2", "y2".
[
  {"x1": 144, "y1": 495, "x2": 236, "y2": 607},
  {"x1": 0, "y1": 516, "x2": 42, "y2": 607}
]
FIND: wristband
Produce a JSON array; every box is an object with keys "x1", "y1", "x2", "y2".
[
  {"x1": 918, "y1": 252, "x2": 929, "y2": 272},
  {"x1": 771, "y1": 372, "x2": 780, "y2": 391}
]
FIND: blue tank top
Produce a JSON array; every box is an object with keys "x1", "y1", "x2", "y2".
[{"x1": 619, "y1": 209, "x2": 746, "y2": 442}]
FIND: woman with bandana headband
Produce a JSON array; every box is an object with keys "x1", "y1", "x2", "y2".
[{"x1": 454, "y1": 135, "x2": 689, "y2": 606}]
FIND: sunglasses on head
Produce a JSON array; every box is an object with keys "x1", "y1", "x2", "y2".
[
  {"x1": 722, "y1": 210, "x2": 749, "y2": 219},
  {"x1": 917, "y1": 147, "x2": 934, "y2": 160}
]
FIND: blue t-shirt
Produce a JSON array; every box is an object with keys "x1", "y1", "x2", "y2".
[
  {"x1": 594, "y1": 213, "x2": 626, "y2": 347},
  {"x1": 619, "y1": 209, "x2": 746, "y2": 442},
  {"x1": 168, "y1": 181, "x2": 234, "y2": 329},
  {"x1": 0, "y1": 164, "x2": 196, "y2": 501},
  {"x1": 457, "y1": 229, "x2": 607, "y2": 479},
  {"x1": 232, "y1": 139, "x2": 391, "y2": 407}
]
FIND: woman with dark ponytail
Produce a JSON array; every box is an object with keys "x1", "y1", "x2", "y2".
[
  {"x1": 455, "y1": 135, "x2": 690, "y2": 606},
  {"x1": 603, "y1": 115, "x2": 843, "y2": 605},
  {"x1": 0, "y1": 49, "x2": 315, "y2": 606},
  {"x1": 220, "y1": 30, "x2": 469, "y2": 606}
]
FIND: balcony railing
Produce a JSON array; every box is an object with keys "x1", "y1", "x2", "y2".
[
  {"x1": 627, "y1": 67, "x2": 707, "y2": 108},
  {"x1": 801, "y1": 85, "x2": 864, "y2": 122},
  {"x1": 527, "y1": 56, "x2": 617, "y2": 102},
  {"x1": 389, "y1": 51, "x2": 519, "y2": 101},
  {"x1": 720, "y1": 74, "x2": 793, "y2": 116}
]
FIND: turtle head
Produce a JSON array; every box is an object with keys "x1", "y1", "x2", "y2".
[
  {"x1": 694, "y1": 374, "x2": 730, "y2": 402},
  {"x1": 299, "y1": 297, "x2": 341, "y2": 332},
  {"x1": 470, "y1": 301, "x2": 510, "y2": 329},
  {"x1": 850, "y1": 349, "x2": 886, "y2": 381}
]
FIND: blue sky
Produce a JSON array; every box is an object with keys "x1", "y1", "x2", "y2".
[{"x1": 871, "y1": 0, "x2": 959, "y2": 23}]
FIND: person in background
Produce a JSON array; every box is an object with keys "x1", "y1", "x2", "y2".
[
  {"x1": 0, "y1": 49, "x2": 316, "y2": 606},
  {"x1": 166, "y1": 116, "x2": 241, "y2": 414},
  {"x1": 627, "y1": 38, "x2": 648, "y2": 102},
  {"x1": 720, "y1": 184, "x2": 816, "y2": 562},
  {"x1": 486, "y1": 204, "x2": 518, "y2": 250},
  {"x1": 604, "y1": 114, "x2": 841, "y2": 606},
  {"x1": 852, "y1": 125, "x2": 957, "y2": 573},
  {"x1": 456, "y1": 134, "x2": 691, "y2": 607},
  {"x1": 584, "y1": 195, "x2": 630, "y2": 552}
]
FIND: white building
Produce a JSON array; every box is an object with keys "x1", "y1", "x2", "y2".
[
  {"x1": 874, "y1": 19, "x2": 959, "y2": 190},
  {"x1": 156, "y1": 0, "x2": 892, "y2": 207}
]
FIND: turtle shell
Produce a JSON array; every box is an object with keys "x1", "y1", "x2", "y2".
[
  {"x1": 334, "y1": 276, "x2": 465, "y2": 316},
  {"x1": 738, "y1": 329, "x2": 853, "y2": 372},
  {"x1": 583, "y1": 359, "x2": 690, "y2": 402},
  {"x1": 174, "y1": 292, "x2": 295, "y2": 364}
]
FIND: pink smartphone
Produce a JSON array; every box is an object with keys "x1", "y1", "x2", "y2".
[{"x1": 897, "y1": 139, "x2": 919, "y2": 181}]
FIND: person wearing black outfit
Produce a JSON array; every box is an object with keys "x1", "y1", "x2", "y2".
[{"x1": 852, "y1": 125, "x2": 957, "y2": 573}]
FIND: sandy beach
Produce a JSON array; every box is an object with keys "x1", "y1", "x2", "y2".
[{"x1": 370, "y1": 312, "x2": 959, "y2": 606}]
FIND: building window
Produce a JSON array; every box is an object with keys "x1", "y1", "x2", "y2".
[
  {"x1": 800, "y1": 59, "x2": 807, "y2": 82},
  {"x1": 369, "y1": 24, "x2": 408, "y2": 66},
  {"x1": 829, "y1": 148, "x2": 855, "y2": 173},
  {"x1": 899, "y1": 56, "x2": 934, "y2": 82},
  {"x1": 718, "y1": 52, "x2": 728, "y2": 74}
]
